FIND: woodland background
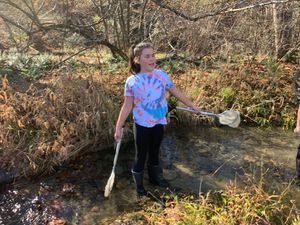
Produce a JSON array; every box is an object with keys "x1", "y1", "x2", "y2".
[{"x1": 0, "y1": 0, "x2": 299, "y2": 63}]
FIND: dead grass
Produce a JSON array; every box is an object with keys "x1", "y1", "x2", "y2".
[
  {"x1": 0, "y1": 59, "x2": 299, "y2": 177},
  {"x1": 109, "y1": 175, "x2": 300, "y2": 225},
  {"x1": 170, "y1": 62, "x2": 298, "y2": 128},
  {"x1": 0, "y1": 68, "x2": 126, "y2": 176}
]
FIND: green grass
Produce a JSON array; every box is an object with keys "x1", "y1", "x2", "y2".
[{"x1": 112, "y1": 175, "x2": 300, "y2": 225}]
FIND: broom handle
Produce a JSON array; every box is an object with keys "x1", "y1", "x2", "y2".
[{"x1": 112, "y1": 128, "x2": 123, "y2": 171}]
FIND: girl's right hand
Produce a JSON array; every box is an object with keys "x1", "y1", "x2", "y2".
[
  {"x1": 294, "y1": 127, "x2": 300, "y2": 135},
  {"x1": 114, "y1": 128, "x2": 122, "y2": 142}
]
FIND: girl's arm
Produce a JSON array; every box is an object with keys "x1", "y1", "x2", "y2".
[
  {"x1": 169, "y1": 86, "x2": 198, "y2": 111},
  {"x1": 114, "y1": 96, "x2": 134, "y2": 141},
  {"x1": 295, "y1": 105, "x2": 300, "y2": 134}
]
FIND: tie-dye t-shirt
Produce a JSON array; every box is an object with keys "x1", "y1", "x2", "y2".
[{"x1": 124, "y1": 69, "x2": 174, "y2": 127}]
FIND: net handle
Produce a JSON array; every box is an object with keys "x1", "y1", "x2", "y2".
[{"x1": 175, "y1": 106, "x2": 241, "y2": 128}]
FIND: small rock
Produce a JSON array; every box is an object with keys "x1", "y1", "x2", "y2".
[
  {"x1": 47, "y1": 216, "x2": 66, "y2": 225},
  {"x1": 0, "y1": 169, "x2": 19, "y2": 185}
]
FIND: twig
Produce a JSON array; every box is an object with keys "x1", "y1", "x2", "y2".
[
  {"x1": 147, "y1": 191, "x2": 166, "y2": 207},
  {"x1": 150, "y1": 0, "x2": 293, "y2": 22},
  {"x1": 53, "y1": 45, "x2": 96, "y2": 68},
  {"x1": 210, "y1": 155, "x2": 236, "y2": 177}
]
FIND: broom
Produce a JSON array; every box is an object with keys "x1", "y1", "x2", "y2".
[{"x1": 104, "y1": 128, "x2": 123, "y2": 197}]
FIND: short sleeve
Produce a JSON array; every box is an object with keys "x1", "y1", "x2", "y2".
[
  {"x1": 162, "y1": 70, "x2": 174, "y2": 90},
  {"x1": 124, "y1": 77, "x2": 134, "y2": 96}
]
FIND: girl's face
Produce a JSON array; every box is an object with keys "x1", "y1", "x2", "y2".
[{"x1": 135, "y1": 47, "x2": 156, "y2": 73}]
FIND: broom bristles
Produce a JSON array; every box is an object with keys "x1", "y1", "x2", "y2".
[{"x1": 104, "y1": 172, "x2": 115, "y2": 197}]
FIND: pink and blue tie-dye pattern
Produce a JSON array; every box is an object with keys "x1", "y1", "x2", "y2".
[{"x1": 124, "y1": 69, "x2": 174, "y2": 127}]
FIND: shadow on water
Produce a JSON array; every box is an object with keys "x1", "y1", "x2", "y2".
[{"x1": 0, "y1": 126, "x2": 299, "y2": 224}]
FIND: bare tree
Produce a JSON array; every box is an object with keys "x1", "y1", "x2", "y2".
[
  {"x1": 0, "y1": 0, "x2": 129, "y2": 58},
  {"x1": 273, "y1": 2, "x2": 293, "y2": 59},
  {"x1": 0, "y1": 0, "x2": 298, "y2": 62}
]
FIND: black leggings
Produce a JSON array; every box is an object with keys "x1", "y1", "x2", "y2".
[{"x1": 132, "y1": 123, "x2": 164, "y2": 172}]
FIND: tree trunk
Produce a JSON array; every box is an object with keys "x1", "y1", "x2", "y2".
[
  {"x1": 272, "y1": 3, "x2": 293, "y2": 59},
  {"x1": 98, "y1": 0, "x2": 109, "y2": 41}
]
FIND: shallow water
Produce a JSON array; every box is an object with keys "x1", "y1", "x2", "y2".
[{"x1": 0, "y1": 126, "x2": 299, "y2": 224}]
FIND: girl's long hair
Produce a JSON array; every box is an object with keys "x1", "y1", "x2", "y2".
[{"x1": 129, "y1": 42, "x2": 153, "y2": 74}]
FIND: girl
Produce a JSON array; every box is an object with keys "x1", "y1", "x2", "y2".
[{"x1": 114, "y1": 42, "x2": 199, "y2": 196}]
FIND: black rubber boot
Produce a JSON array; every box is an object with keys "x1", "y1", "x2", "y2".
[
  {"x1": 132, "y1": 170, "x2": 147, "y2": 196},
  {"x1": 147, "y1": 164, "x2": 170, "y2": 188}
]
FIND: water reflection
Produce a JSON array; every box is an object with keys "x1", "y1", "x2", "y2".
[
  {"x1": 0, "y1": 126, "x2": 298, "y2": 224},
  {"x1": 162, "y1": 126, "x2": 296, "y2": 194}
]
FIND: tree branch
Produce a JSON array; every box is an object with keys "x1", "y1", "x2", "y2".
[
  {"x1": 0, "y1": 12, "x2": 30, "y2": 34},
  {"x1": 150, "y1": 0, "x2": 294, "y2": 21},
  {"x1": 0, "y1": 0, "x2": 42, "y2": 28}
]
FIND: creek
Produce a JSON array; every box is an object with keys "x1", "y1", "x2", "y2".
[{"x1": 0, "y1": 126, "x2": 299, "y2": 224}]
